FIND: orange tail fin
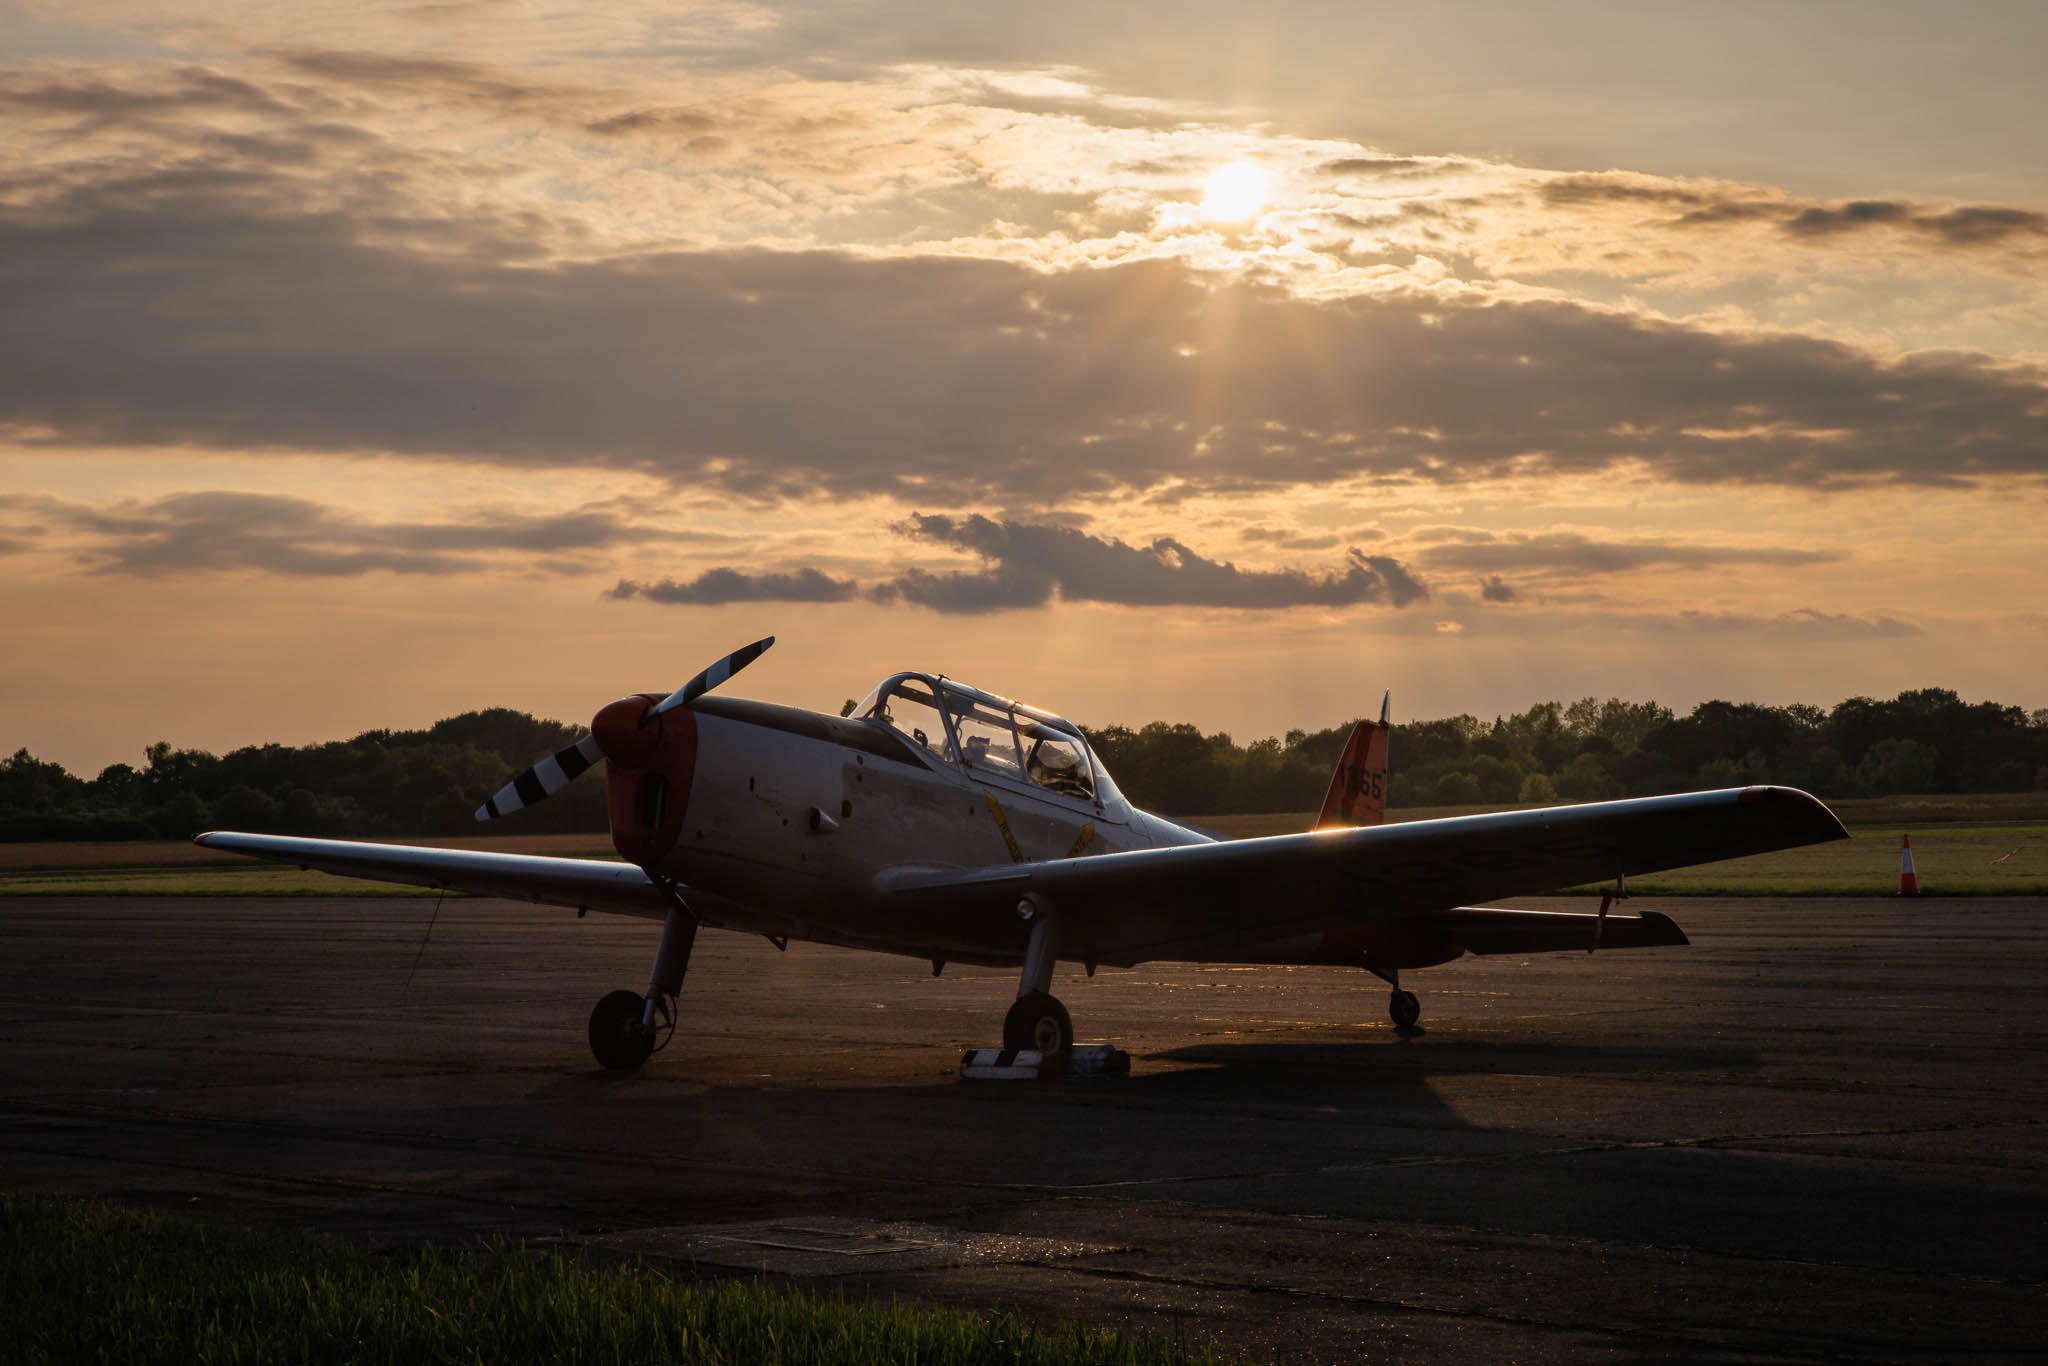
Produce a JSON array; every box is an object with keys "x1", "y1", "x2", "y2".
[{"x1": 1314, "y1": 693, "x2": 1390, "y2": 830}]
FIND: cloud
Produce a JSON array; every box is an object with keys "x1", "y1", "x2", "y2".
[
  {"x1": 3, "y1": 63, "x2": 2045, "y2": 508},
  {"x1": 1783, "y1": 201, "x2": 2048, "y2": 247},
  {"x1": 1542, "y1": 173, "x2": 2048, "y2": 250},
  {"x1": 1415, "y1": 530, "x2": 1840, "y2": 577},
  {"x1": 1315, "y1": 155, "x2": 1433, "y2": 175},
  {"x1": 1479, "y1": 575, "x2": 1517, "y2": 602},
  {"x1": 608, "y1": 568, "x2": 859, "y2": 604},
  {"x1": 1370, "y1": 602, "x2": 1926, "y2": 643},
  {"x1": 0, "y1": 491, "x2": 703, "y2": 576},
  {"x1": 609, "y1": 515, "x2": 1431, "y2": 613},
  {"x1": 881, "y1": 513, "x2": 1430, "y2": 611},
  {"x1": 272, "y1": 51, "x2": 554, "y2": 105},
  {"x1": 6, "y1": 173, "x2": 2045, "y2": 501},
  {"x1": 1668, "y1": 608, "x2": 1922, "y2": 640}
]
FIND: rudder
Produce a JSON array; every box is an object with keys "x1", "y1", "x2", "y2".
[{"x1": 1314, "y1": 692, "x2": 1390, "y2": 830}]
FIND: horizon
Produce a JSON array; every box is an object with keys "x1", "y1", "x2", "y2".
[
  {"x1": 21, "y1": 677, "x2": 2039, "y2": 782},
  {"x1": 4, "y1": 3, "x2": 2044, "y2": 778}
]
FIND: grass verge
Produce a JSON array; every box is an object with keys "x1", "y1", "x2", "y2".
[{"x1": 1, "y1": 1192, "x2": 1227, "y2": 1366}]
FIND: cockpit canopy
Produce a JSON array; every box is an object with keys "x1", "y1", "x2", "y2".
[{"x1": 853, "y1": 672, "x2": 1121, "y2": 807}]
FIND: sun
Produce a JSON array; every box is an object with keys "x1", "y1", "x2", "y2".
[{"x1": 1201, "y1": 161, "x2": 1269, "y2": 221}]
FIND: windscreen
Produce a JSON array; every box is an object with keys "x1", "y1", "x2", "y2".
[
  {"x1": 944, "y1": 695, "x2": 1024, "y2": 778},
  {"x1": 865, "y1": 677, "x2": 953, "y2": 763}
]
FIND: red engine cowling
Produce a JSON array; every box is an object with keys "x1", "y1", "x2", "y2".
[{"x1": 590, "y1": 694, "x2": 696, "y2": 866}]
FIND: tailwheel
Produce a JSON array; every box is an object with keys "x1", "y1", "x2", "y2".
[
  {"x1": 588, "y1": 988, "x2": 663, "y2": 1070},
  {"x1": 1003, "y1": 990, "x2": 1073, "y2": 1059},
  {"x1": 1389, "y1": 989, "x2": 1422, "y2": 1030}
]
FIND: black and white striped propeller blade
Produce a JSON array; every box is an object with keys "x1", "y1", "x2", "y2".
[
  {"x1": 473, "y1": 635, "x2": 776, "y2": 822},
  {"x1": 643, "y1": 635, "x2": 775, "y2": 724},
  {"x1": 474, "y1": 732, "x2": 603, "y2": 823}
]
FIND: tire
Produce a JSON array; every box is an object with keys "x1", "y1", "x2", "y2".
[
  {"x1": 1390, "y1": 989, "x2": 1421, "y2": 1029},
  {"x1": 1002, "y1": 990, "x2": 1073, "y2": 1058},
  {"x1": 589, "y1": 989, "x2": 656, "y2": 1070}
]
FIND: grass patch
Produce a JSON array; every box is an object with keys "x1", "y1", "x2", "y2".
[
  {"x1": 1, "y1": 1192, "x2": 1230, "y2": 1366},
  {"x1": 1558, "y1": 826, "x2": 2048, "y2": 896}
]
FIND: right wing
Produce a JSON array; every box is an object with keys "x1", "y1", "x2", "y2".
[
  {"x1": 869, "y1": 786, "x2": 1845, "y2": 965},
  {"x1": 193, "y1": 832, "x2": 670, "y2": 920}
]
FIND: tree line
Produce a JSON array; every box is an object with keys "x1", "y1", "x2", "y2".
[
  {"x1": 0, "y1": 709, "x2": 606, "y2": 842},
  {"x1": 4, "y1": 687, "x2": 2045, "y2": 840},
  {"x1": 1088, "y1": 688, "x2": 2048, "y2": 817}
]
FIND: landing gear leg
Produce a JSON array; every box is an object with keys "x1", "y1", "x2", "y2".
[
  {"x1": 589, "y1": 891, "x2": 697, "y2": 1071},
  {"x1": 1002, "y1": 896, "x2": 1072, "y2": 1058},
  {"x1": 1372, "y1": 967, "x2": 1422, "y2": 1030}
]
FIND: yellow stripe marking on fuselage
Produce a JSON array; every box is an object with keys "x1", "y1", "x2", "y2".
[{"x1": 983, "y1": 790, "x2": 1025, "y2": 863}]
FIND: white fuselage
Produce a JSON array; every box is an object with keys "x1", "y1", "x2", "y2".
[{"x1": 652, "y1": 705, "x2": 1205, "y2": 960}]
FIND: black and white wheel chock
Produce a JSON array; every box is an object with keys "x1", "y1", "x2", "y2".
[{"x1": 959, "y1": 1042, "x2": 1130, "y2": 1080}]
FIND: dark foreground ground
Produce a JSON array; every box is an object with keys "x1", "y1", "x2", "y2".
[{"x1": 2, "y1": 895, "x2": 2041, "y2": 1364}]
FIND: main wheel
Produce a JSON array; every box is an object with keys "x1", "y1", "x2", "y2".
[
  {"x1": 1389, "y1": 989, "x2": 1421, "y2": 1029},
  {"x1": 1003, "y1": 990, "x2": 1073, "y2": 1058},
  {"x1": 589, "y1": 989, "x2": 656, "y2": 1070}
]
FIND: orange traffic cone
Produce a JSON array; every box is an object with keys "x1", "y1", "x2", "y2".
[{"x1": 1897, "y1": 834, "x2": 1920, "y2": 896}]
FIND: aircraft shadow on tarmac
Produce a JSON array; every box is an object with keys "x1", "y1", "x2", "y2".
[
  {"x1": 1150, "y1": 1035, "x2": 1761, "y2": 1080},
  {"x1": 1078, "y1": 1036, "x2": 1764, "y2": 1113},
  {"x1": 515, "y1": 1034, "x2": 1761, "y2": 1141}
]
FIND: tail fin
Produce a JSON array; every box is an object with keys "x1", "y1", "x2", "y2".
[{"x1": 1313, "y1": 692, "x2": 1390, "y2": 830}]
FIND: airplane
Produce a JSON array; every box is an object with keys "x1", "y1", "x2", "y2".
[{"x1": 199, "y1": 637, "x2": 1850, "y2": 1071}]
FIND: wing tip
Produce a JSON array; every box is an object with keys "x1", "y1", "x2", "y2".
[{"x1": 1737, "y1": 784, "x2": 1851, "y2": 841}]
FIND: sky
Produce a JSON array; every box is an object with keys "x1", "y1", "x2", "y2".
[{"x1": 4, "y1": 1, "x2": 2046, "y2": 778}]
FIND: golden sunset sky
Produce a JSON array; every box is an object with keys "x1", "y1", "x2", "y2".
[{"x1": 4, "y1": 1, "x2": 2045, "y2": 776}]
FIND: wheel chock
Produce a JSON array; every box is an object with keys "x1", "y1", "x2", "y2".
[
  {"x1": 960, "y1": 1048, "x2": 1057, "y2": 1080},
  {"x1": 958, "y1": 1043, "x2": 1130, "y2": 1080},
  {"x1": 1065, "y1": 1043, "x2": 1130, "y2": 1077}
]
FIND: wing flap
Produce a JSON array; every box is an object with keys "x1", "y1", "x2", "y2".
[
  {"x1": 193, "y1": 832, "x2": 668, "y2": 920},
  {"x1": 1426, "y1": 905, "x2": 1689, "y2": 955}
]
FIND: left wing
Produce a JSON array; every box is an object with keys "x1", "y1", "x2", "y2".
[
  {"x1": 866, "y1": 786, "x2": 1845, "y2": 965},
  {"x1": 193, "y1": 832, "x2": 670, "y2": 920}
]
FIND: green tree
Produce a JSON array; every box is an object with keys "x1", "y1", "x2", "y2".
[
  {"x1": 1553, "y1": 753, "x2": 1619, "y2": 801},
  {"x1": 91, "y1": 763, "x2": 142, "y2": 808},
  {"x1": 1859, "y1": 738, "x2": 1939, "y2": 795},
  {"x1": 140, "y1": 742, "x2": 220, "y2": 805},
  {"x1": 280, "y1": 788, "x2": 324, "y2": 834},
  {"x1": 214, "y1": 784, "x2": 281, "y2": 833},
  {"x1": 0, "y1": 749, "x2": 80, "y2": 813},
  {"x1": 155, "y1": 789, "x2": 209, "y2": 839},
  {"x1": 1431, "y1": 771, "x2": 1482, "y2": 805},
  {"x1": 1467, "y1": 753, "x2": 1522, "y2": 803}
]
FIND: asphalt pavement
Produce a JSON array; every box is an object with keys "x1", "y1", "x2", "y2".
[{"x1": 2, "y1": 894, "x2": 2041, "y2": 1363}]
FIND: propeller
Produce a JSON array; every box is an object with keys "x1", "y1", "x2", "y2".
[
  {"x1": 472, "y1": 635, "x2": 777, "y2": 823},
  {"x1": 643, "y1": 635, "x2": 774, "y2": 724},
  {"x1": 474, "y1": 732, "x2": 603, "y2": 822}
]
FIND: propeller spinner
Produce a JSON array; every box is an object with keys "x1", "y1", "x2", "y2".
[{"x1": 473, "y1": 635, "x2": 776, "y2": 823}]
